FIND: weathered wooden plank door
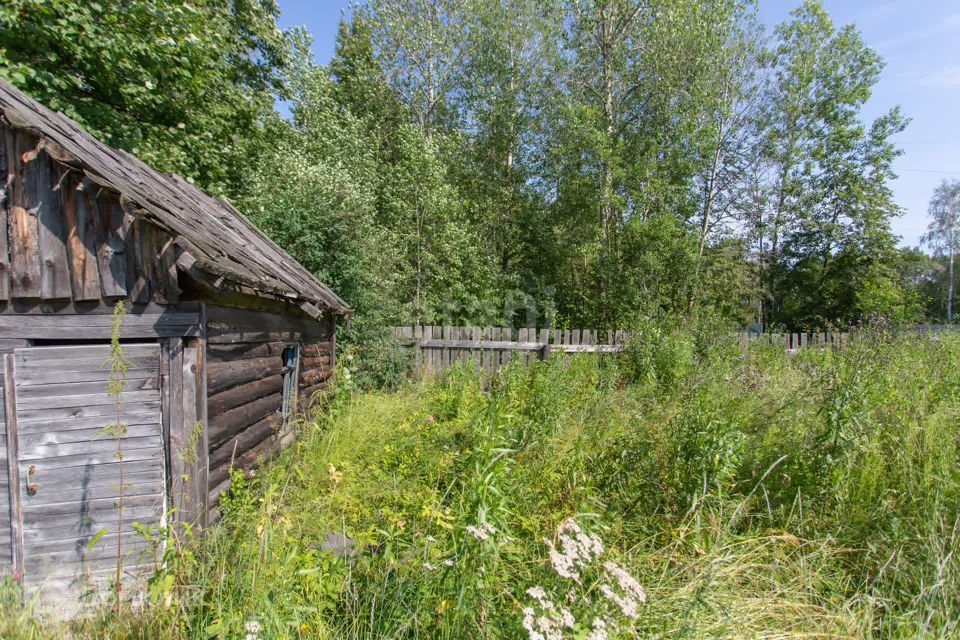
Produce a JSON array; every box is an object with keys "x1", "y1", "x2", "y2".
[
  {"x1": 3, "y1": 343, "x2": 165, "y2": 608},
  {"x1": 0, "y1": 362, "x2": 13, "y2": 573}
]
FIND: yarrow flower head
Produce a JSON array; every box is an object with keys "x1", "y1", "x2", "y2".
[
  {"x1": 466, "y1": 522, "x2": 497, "y2": 541},
  {"x1": 521, "y1": 517, "x2": 647, "y2": 640},
  {"x1": 599, "y1": 561, "x2": 646, "y2": 618},
  {"x1": 521, "y1": 586, "x2": 576, "y2": 639},
  {"x1": 526, "y1": 586, "x2": 553, "y2": 609},
  {"x1": 244, "y1": 619, "x2": 261, "y2": 640},
  {"x1": 543, "y1": 518, "x2": 604, "y2": 582},
  {"x1": 584, "y1": 617, "x2": 611, "y2": 640}
]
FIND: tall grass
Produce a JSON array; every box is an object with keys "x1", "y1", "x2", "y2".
[{"x1": 3, "y1": 329, "x2": 959, "y2": 637}]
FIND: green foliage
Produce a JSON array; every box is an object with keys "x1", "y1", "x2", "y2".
[
  {"x1": 8, "y1": 335, "x2": 960, "y2": 637},
  {"x1": 4, "y1": 0, "x2": 932, "y2": 357},
  {"x1": 0, "y1": 0, "x2": 291, "y2": 195}
]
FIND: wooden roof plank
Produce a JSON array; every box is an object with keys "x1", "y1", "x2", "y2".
[{"x1": 0, "y1": 81, "x2": 348, "y2": 313}]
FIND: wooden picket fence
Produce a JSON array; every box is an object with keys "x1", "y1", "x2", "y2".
[
  {"x1": 737, "y1": 332, "x2": 848, "y2": 349},
  {"x1": 390, "y1": 326, "x2": 850, "y2": 376},
  {"x1": 390, "y1": 326, "x2": 624, "y2": 376},
  {"x1": 390, "y1": 324, "x2": 957, "y2": 376}
]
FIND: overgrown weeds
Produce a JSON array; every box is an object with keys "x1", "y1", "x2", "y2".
[{"x1": 4, "y1": 331, "x2": 960, "y2": 637}]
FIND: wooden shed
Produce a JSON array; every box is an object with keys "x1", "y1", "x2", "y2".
[{"x1": 0, "y1": 80, "x2": 348, "y2": 606}]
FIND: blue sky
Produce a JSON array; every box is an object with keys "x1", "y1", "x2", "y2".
[{"x1": 277, "y1": 0, "x2": 960, "y2": 246}]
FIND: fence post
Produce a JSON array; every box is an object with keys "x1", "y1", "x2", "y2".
[
  {"x1": 413, "y1": 325, "x2": 422, "y2": 375},
  {"x1": 539, "y1": 328, "x2": 551, "y2": 360}
]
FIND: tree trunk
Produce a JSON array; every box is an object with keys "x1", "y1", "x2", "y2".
[{"x1": 949, "y1": 245, "x2": 955, "y2": 323}]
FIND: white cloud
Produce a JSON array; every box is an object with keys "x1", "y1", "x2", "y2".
[
  {"x1": 873, "y1": 12, "x2": 960, "y2": 49},
  {"x1": 901, "y1": 65, "x2": 960, "y2": 89},
  {"x1": 855, "y1": 0, "x2": 909, "y2": 23}
]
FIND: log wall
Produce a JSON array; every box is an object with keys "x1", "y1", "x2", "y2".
[{"x1": 204, "y1": 306, "x2": 335, "y2": 506}]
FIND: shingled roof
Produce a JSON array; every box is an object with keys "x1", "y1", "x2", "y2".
[{"x1": 0, "y1": 79, "x2": 349, "y2": 316}]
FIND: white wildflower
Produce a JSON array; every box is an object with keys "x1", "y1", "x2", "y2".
[
  {"x1": 536, "y1": 615, "x2": 562, "y2": 640},
  {"x1": 244, "y1": 619, "x2": 261, "y2": 640},
  {"x1": 544, "y1": 537, "x2": 580, "y2": 580},
  {"x1": 426, "y1": 535, "x2": 437, "y2": 542},
  {"x1": 525, "y1": 586, "x2": 554, "y2": 609},
  {"x1": 443, "y1": 559, "x2": 454, "y2": 567},
  {"x1": 522, "y1": 607, "x2": 545, "y2": 640},
  {"x1": 423, "y1": 562, "x2": 435, "y2": 570},
  {"x1": 599, "y1": 560, "x2": 645, "y2": 617},
  {"x1": 603, "y1": 561, "x2": 646, "y2": 603},
  {"x1": 466, "y1": 525, "x2": 489, "y2": 541},
  {"x1": 584, "y1": 617, "x2": 610, "y2": 640},
  {"x1": 558, "y1": 607, "x2": 575, "y2": 629},
  {"x1": 600, "y1": 584, "x2": 638, "y2": 618},
  {"x1": 543, "y1": 518, "x2": 603, "y2": 582},
  {"x1": 467, "y1": 522, "x2": 497, "y2": 541}
]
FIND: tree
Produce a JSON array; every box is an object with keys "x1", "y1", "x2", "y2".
[
  {"x1": 454, "y1": 0, "x2": 561, "y2": 284},
  {"x1": 0, "y1": 0, "x2": 291, "y2": 195},
  {"x1": 753, "y1": 0, "x2": 907, "y2": 328},
  {"x1": 923, "y1": 179, "x2": 960, "y2": 322},
  {"x1": 363, "y1": 0, "x2": 469, "y2": 133}
]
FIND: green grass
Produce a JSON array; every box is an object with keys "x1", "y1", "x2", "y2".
[{"x1": 4, "y1": 329, "x2": 960, "y2": 638}]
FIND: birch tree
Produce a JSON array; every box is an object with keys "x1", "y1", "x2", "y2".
[
  {"x1": 364, "y1": 0, "x2": 469, "y2": 133},
  {"x1": 924, "y1": 180, "x2": 960, "y2": 322}
]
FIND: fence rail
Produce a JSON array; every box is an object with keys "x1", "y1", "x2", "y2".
[
  {"x1": 391, "y1": 325, "x2": 958, "y2": 376},
  {"x1": 391, "y1": 326, "x2": 851, "y2": 376},
  {"x1": 391, "y1": 326, "x2": 624, "y2": 376}
]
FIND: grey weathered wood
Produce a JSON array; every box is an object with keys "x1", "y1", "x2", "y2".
[
  {"x1": 16, "y1": 366, "x2": 158, "y2": 387},
  {"x1": 195, "y1": 311, "x2": 210, "y2": 509},
  {"x1": 0, "y1": 367, "x2": 9, "y2": 571},
  {"x1": 207, "y1": 391, "x2": 283, "y2": 449},
  {"x1": 206, "y1": 340, "x2": 286, "y2": 363},
  {"x1": 207, "y1": 356, "x2": 286, "y2": 395},
  {"x1": 208, "y1": 374, "x2": 283, "y2": 418},
  {"x1": 6, "y1": 342, "x2": 164, "y2": 609},
  {"x1": 17, "y1": 434, "x2": 161, "y2": 462},
  {"x1": 205, "y1": 305, "x2": 330, "y2": 338},
  {"x1": 93, "y1": 193, "x2": 127, "y2": 298},
  {"x1": 206, "y1": 329, "x2": 310, "y2": 344},
  {"x1": 14, "y1": 341, "x2": 159, "y2": 361},
  {"x1": 181, "y1": 337, "x2": 208, "y2": 529},
  {"x1": 123, "y1": 214, "x2": 150, "y2": 304},
  {"x1": 22, "y1": 491, "x2": 161, "y2": 519},
  {"x1": 15, "y1": 375, "x2": 158, "y2": 399},
  {"x1": 208, "y1": 415, "x2": 277, "y2": 470},
  {"x1": 0, "y1": 128, "x2": 11, "y2": 300},
  {"x1": 15, "y1": 389, "x2": 160, "y2": 410},
  {"x1": 38, "y1": 163, "x2": 72, "y2": 300},
  {"x1": 3, "y1": 355, "x2": 23, "y2": 576},
  {"x1": 0, "y1": 312, "x2": 200, "y2": 339},
  {"x1": 16, "y1": 401, "x2": 160, "y2": 424},
  {"x1": 153, "y1": 229, "x2": 179, "y2": 304},
  {"x1": 26, "y1": 529, "x2": 155, "y2": 558},
  {"x1": 20, "y1": 510, "x2": 156, "y2": 546},
  {"x1": 8, "y1": 130, "x2": 43, "y2": 298},
  {"x1": 20, "y1": 502, "x2": 161, "y2": 535},
  {"x1": 21, "y1": 482, "x2": 161, "y2": 514},
  {"x1": 17, "y1": 442, "x2": 162, "y2": 470}
]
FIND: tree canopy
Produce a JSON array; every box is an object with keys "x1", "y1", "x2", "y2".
[{"x1": 3, "y1": 0, "x2": 946, "y2": 381}]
